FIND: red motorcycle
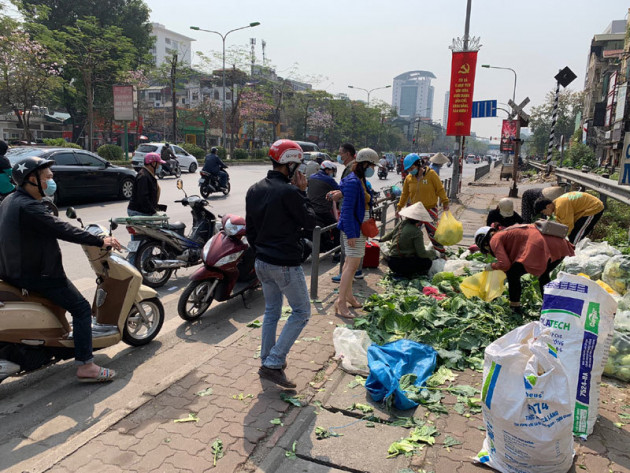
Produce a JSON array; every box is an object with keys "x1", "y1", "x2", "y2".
[{"x1": 177, "y1": 214, "x2": 258, "y2": 320}]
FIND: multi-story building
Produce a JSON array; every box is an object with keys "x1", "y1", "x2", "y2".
[
  {"x1": 391, "y1": 71, "x2": 436, "y2": 119},
  {"x1": 150, "y1": 23, "x2": 196, "y2": 67},
  {"x1": 442, "y1": 91, "x2": 450, "y2": 130},
  {"x1": 582, "y1": 18, "x2": 627, "y2": 165}
]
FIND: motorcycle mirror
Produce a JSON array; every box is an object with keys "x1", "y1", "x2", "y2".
[
  {"x1": 176, "y1": 179, "x2": 183, "y2": 190},
  {"x1": 66, "y1": 207, "x2": 77, "y2": 219},
  {"x1": 110, "y1": 220, "x2": 119, "y2": 231}
]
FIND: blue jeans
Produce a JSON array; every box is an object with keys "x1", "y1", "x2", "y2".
[
  {"x1": 255, "y1": 259, "x2": 311, "y2": 369},
  {"x1": 8, "y1": 277, "x2": 94, "y2": 364},
  {"x1": 127, "y1": 209, "x2": 149, "y2": 264}
]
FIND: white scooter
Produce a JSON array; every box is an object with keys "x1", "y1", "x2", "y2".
[{"x1": 0, "y1": 208, "x2": 165, "y2": 383}]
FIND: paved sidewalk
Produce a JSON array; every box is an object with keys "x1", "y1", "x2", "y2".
[{"x1": 23, "y1": 166, "x2": 630, "y2": 472}]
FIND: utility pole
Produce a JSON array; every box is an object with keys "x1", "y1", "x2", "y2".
[{"x1": 171, "y1": 53, "x2": 178, "y2": 143}]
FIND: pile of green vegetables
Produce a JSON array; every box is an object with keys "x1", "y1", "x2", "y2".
[{"x1": 354, "y1": 271, "x2": 542, "y2": 371}]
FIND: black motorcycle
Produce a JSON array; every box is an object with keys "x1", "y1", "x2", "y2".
[
  {"x1": 199, "y1": 170, "x2": 231, "y2": 197},
  {"x1": 378, "y1": 166, "x2": 388, "y2": 180},
  {"x1": 157, "y1": 159, "x2": 182, "y2": 179}
]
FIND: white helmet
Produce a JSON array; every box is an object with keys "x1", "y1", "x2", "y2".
[
  {"x1": 355, "y1": 148, "x2": 379, "y2": 164},
  {"x1": 320, "y1": 161, "x2": 336, "y2": 171}
]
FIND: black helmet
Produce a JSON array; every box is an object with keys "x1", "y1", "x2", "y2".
[
  {"x1": 211, "y1": 147, "x2": 218, "y2": 153},
  {"x1": 13, "y1": 157, "x2": 54, "y2": 187}
]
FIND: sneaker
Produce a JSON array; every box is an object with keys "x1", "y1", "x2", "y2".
[
  {"x1": 258, "y1": 366, "x2": 296, "y2": 388},
  {"x1": 332, "y1": 274, "x2": 341, "y2": 283},
  {"x1": 354, "y1": 270, "x2": 364, "y2": 279}
]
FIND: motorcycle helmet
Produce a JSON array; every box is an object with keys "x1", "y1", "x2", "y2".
[
  {"x1": 269, "y1": 139, "x2": 303, "y2": 164},
  {"x1": 390, "y1": 185, "x2": 402, "y2": 198},
  {"x1": 403, "y1": 153, "x2": 421, "y2": 171},
  {"x1": 145, "y1": 152, "x2": 166, "y2": 165},
  {"x1": 211, "y1": 147, "x2": 218, "y2": 153},
  {"x1": 320, "y1": 161, "x2": 336, "y2": 171},
  {"x1": 221, "y1": 214, "x2": 247, "y2": 237},
  {"x1": 355, "y1": 148, "x2": 379, "y2": 164},
  {"x1": 12, "y1": 156, "x2": 54, "y2": 186},
  {"x1": 474, "y1": 226, "x2": 493, "y2": 253}
]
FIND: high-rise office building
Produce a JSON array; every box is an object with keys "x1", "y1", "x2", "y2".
[
  {"x1": 391, "y1": 71, "x2": 436, "y2": 119},
  {"x1": 443, "y1": 91, "x2": 450, "y2": 129}
]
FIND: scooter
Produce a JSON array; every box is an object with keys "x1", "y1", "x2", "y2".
[
  {"x1": 117, "y1": 180, "x2": 218, "y2": 288},
  {"x1": 157, "y1": 159, "x2": 182, "y2": 179},
  {"x1": 0, "y1": 208, "x2": 164, "y2": 383},
  {"x1": 199, "y1": 170, "x2": 231, "y2": 197},
  {"x1": 177, "y1": 214, "x2": 259, "y2": 321},
  {"x1": 378, "y1": 166, "x2": 388, "y2": 180}
]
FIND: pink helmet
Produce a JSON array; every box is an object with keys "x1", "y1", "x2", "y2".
[{"x1": 144, "y1": 152, "x2": 166, "y2": 165}]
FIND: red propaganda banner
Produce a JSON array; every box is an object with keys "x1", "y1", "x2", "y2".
[
  {"x1": 500, "y1": 120, "x2": 518, "y2": 153},
  {"x1": 446, "y1": 51, "x2": 478, "y2": 136}
]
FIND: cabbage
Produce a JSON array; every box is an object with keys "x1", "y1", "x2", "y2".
[{"x1": 602, "y1": 255, "x2": 630, "y2": 295}]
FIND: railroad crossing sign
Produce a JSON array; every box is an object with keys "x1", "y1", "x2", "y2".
[{"x1": 508, "y1": 98, "x2": 530, "y2": 127}]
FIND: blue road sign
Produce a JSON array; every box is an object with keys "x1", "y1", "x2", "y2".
[{"x1": 472, "y1": 100, "x2": 497, "y2": 118}]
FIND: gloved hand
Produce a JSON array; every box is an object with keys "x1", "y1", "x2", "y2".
[{"x1": 484, "y1": 263, "x2": 494, "y2": 272}]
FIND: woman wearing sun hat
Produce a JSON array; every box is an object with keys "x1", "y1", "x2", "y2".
[
  {"x1": 428, "y1": 152, "x2": 449, "y2": 176},
  {"x1": 486, "y1": 198, "x2": 523, "y2": 229},
  {"x1": 381, "y1": 202, "x2": 438, "y2": 278}
]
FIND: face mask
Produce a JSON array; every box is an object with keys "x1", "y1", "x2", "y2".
[
  {"x1": 410, "y1": 168, "x2": 418, "y2": 176},
  {"x1": 43, "y1": 178, "x2": 57, "y2": 197},
  {"x1": 336, "y1": 155, "x2": 343, "y2": 163},
  {"x1": 364, "y1": 167, "x2": 375, "y2": 178},
  {"x1": 156, "y1": 165, "x2": 162, "y2": 173}
]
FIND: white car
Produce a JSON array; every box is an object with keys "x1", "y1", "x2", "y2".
[{"x1": 131, "y1": 143, "x2": 198, "y2": 173}]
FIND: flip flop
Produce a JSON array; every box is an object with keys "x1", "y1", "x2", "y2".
[{"x1": 78, "y1": 367, "x2": 116, "y2": 383}]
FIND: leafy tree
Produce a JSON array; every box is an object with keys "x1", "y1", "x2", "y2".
[
  {"x1": 0, "y1": 29, "x2": 62, "y2": 141},
  {"x1": 529, "y1": 89, "x2": 583, "y2": 157},
  {"x1": 562, "y1": 142, "x2": 596, "y2": 169},
  {"x1": 239, "y1": 89, "x2": 273, "y2": 147}
]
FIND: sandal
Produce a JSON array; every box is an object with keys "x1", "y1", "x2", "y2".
[
  {"x1": 346, "y1": 298, "x2": 362, "y2": 309},
  {"x1": 78, "y1": 367, "x2": 116, "y2": 383},
  {"x1": 334, "y1": 300, "x2": 356, "y2": 319}
]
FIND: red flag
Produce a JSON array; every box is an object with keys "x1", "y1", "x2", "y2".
[{"x1": 446, "y1": 51, "x2": 478, "y2": 136}]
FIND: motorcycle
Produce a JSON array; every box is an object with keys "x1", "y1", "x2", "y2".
[
  {"x1": 0, "y1": 208, "x2": 164, "y2": 384},
  {"x1": 377, "y1": 166, "x2": 388, "y2": 180},
  {"x1": 199, "y1": 170, "x2": 231, "y2": 197},
  {"x1": 178, "y1": 214, "x2": 259, "y2": 321},
  {"x1": 157, "y1": 159, "x2": 182, "y2": 179},
  {"x1": 117, "y1": 179, "x2": 218, "y2": 288}
]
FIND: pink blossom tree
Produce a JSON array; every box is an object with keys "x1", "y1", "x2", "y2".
[
  {"x1": 239, "y1": 89, "x2": 273, "y2": 146},
  {"x1": 307, "y1": 110, "x2": 333, "y2": 142},
  {"x1": 0, "y1": 30, "x2": 62, "y2": 142}
]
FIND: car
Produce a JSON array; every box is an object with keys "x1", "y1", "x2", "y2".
[
  {"x1": 466, "y1": 154, "x2": 480, "y2": 164},
  {"x1": 6, "y1": 147, "x2": 137, "y2": 205},
  {"x1": 294, "y1": 141, "x2": 319, "y2": 152},
  {"x1": 131, "y1": 143, "x2": 198, "y2": 173}
]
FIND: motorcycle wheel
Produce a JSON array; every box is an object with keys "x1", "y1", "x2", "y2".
[
  {"x1": 175, "y1": 166, "x2": 182, "y2": 178},
  {"x1": 222, "y1": 182, "x2": 231, "y2": 195},
  {"x1": 157, "y1": 170, "x2": 164, "y2": 179},
  {"x1": 135, "y1": 241, "x2": 173, "y2": 288},
  {"x1": 178, "y1": 279, "x2": 215, "y2": 321},
  {"x1": 123, "y1": 297, "x2": 165, "y2": 346},
  {"x1": 200, "y1": 185, "x2": 211, "y2": 198}
]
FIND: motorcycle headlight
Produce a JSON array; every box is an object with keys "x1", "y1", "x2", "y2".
[
  {"x1": 202, "y1": 235, "x2": 216, "y2": 261},
  {"x1": 215, "y1": 251, "x2": 243, "y2": 267}
]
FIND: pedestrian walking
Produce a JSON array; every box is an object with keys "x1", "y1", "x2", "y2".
[
  {"x1": 246, "y1": 139, "x2": 316, "y2": 388},
  {"x1": 396, "y1": 153, "x2": 449, "y2": 255},
  {"x1": 334, "y1": 148, "x2": 379, "y2": 318},
  {"x1": 534, "y1": 191, "x2": 605, "y2": 244}
]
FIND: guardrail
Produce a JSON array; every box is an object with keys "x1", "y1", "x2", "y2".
[
  {"x1": 526, "y1": 160, "x2": 630, "y2": 206},
  {"x1": 494, "y1": 159, "x2": 501, "y2": 168},
  {"x1": 474, "y1": 164, "x2": 491, "y2": 181}
]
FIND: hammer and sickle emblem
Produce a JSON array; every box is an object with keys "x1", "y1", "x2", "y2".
[{"x1": 458, "y1": 63, "x2": 470, "y2": 74}]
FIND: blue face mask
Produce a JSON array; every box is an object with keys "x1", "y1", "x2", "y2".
[
  {"x1": 365, "y1": 167, "x2": 375, "y2": 178},
  {"x1": 43, "y1": 178, "x2": 57, "y2": 197},
  {"x1": 336, "y1": 155, "x2": 343, "y2": 163},
  {"x1": 410, "y1": 168, "x2": 419, "y2": 176}
]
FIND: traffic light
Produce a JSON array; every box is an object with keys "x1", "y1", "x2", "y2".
[{"x1": 412, "y1": 138, "x2": 416, "y2": 144}]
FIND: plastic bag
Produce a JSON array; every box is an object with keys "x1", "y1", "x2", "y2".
[
  {"x1": 541, "y1": 272, "x2": 617, "y2": 437},
  {"x1": 444, "y1": 259, "x2": 486, "y2": 276},
  {"x1": 434, "y1": 211, "x2": 463, "y2": 246},
  {"x1": 604, "y1": 331, "x2": 630, "y2": 382},
  {"x1": 460, "y1": 270, "x2": 506, "y2": 302},
  {"x1": 365, "y1": 339, "x2": 437, "y2": 410},
  {"x1": 575, "y1": 238, "x2": 621, "y2": 258},
  {"x1": 333, "y1": 327, "x2": 372, "y2": 376},
  {"x1": 561, "y1": 253, "x2": 612, "y2": 280},
  {"x1": 602, "y1": 255, "x2": 630, "y2": 295},
  {"x1": 427, "y1": 258, "x2": 445, "y2": 278},
  {"x1": 476, "y1": 322, "x2": 574, "y2": 473}
]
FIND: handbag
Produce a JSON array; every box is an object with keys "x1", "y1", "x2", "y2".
[
  {"x1": 361, "y1": 217, "x2": 379, "y2": 238},
  {"x1": 534, "y1": 219, "x2": 569, "y2": 238}
]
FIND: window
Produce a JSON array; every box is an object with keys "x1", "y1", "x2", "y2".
[
  {"x1": 226, "y1": 92, "x2": 232, "y2": 100},
  {"x1": 50, "y1": 152, "x2": 78, "y2": 165},
  {"x1": 136, "y1": 145, "x2": 158, "y2": 153},
  {"x1": 173, "y1": 146, "x2": 187, "y2": 155},
  {"x1": 214, "y1": 91, "x2": 220, "y2": 100},
  {"x1": 165, "y1": 38, "x2": 171, "y2": 45},
  {"x1": 75, "y1": 152, "x2": 105, "y2": 167}
]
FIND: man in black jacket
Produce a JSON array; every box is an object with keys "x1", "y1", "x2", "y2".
[
  {"x1": 246, "y1": 139, "x2": 316, "y2": 388},
  {"x1": 0, "y1": 157, "x2": 122, "y2": 382},
  {"x1": 202, "y1": 147, "x2": 228, "y2": 190}
]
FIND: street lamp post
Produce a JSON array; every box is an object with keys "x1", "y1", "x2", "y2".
[
  {"x1": 481, "y1": 64, "x2": 517, "y2": 103},
  {"x1": 347, "y1": 84, "x2": 391, "y2": 107},
  {"x1": 190, "y1": 22, "x2": 260, "y2": 150}
]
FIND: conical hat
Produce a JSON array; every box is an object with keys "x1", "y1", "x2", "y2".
[
  {"x1": 429, "y1": 153, "x2": 449, "y2": 165},
  {"x1": 399, "y1": 202, "x2": 432, "y2": 222}
]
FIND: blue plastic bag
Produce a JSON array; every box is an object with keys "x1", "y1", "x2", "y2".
[{"x1": 365, "y1": 339, "x2": 437, "y2": 410}]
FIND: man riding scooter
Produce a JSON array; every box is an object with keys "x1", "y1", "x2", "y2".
[
  {"x1": 160, "y1": 143, "x2": 179, "y2": 175},
  {"x1": 0, "y1": 157, "x2": 122, "y2": 382},
  {"x1": 202, "y1": 147, "x2": 228, "y2": 191}
]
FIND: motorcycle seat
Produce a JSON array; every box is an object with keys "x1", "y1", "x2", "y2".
[
  {"x1": 167, "y1": 222, "x2": 186, "y2": 232},
  {"x1": 0, "y1": 281, "x2": 70, "y2": 331}
]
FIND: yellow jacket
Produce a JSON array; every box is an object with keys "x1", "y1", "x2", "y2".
[
  {"x1": 553, "y1": 192, "x2": 604, "y2": 233},
  {"x1": 397, "y1": 168, "x2": 449, "y2": 211}
]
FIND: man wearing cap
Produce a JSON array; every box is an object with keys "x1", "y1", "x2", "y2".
[
  {"x1": 381, "y1": 202, "x2": 438, "y2": 278},
  {"x1": 429, "y1": 153, "x2": 449, "y2": 176},
  {"x1": 486, "y1": 198, "x2": 523, "y2": 229}
]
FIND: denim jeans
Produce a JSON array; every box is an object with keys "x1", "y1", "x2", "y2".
[
  {"x1": 127, "y1": 209, "x2": 150, "y2": 264},
  {"x1": 217, "y1": 170, "x2": 228, "y2": 188},
  {"x1": 7, "y1": 277, "x2": 94, "y2": 364},
  {"x1": 255, "y1": 259, "x2": 311, "y2": 369}
]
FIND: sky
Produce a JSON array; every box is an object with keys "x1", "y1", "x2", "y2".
[{"x1": 41, "y1": 1, "x2": 630, "y2": 142}]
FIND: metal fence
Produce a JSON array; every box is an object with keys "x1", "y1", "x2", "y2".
[{"x1": 474, "y1": 164, "x2": 491, "y2": 181}]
